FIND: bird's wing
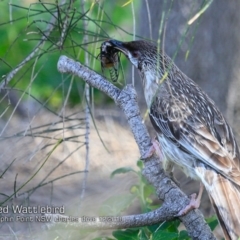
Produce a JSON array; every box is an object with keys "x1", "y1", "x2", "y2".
[
  {"x1": 196, "y1": 162, "x2": 240, "y2": 240},
  {"x1": 149, "y1": 94, "x2": 240, "y2": 186}
]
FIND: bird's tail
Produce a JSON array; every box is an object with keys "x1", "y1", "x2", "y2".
[{"x1": 205, "y1": 173, "x2": 240, "y2": 240}]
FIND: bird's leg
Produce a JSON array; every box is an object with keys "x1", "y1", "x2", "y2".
[
  {"x1": 169, "y1": 171, "x2": 180, "y2": 187},
  {"x1": 162, "y1": 161, "x2": 179, "y2": 187},
  {"x1": 176, "y1": 183, "x2": 204, "y2": 216},
  {"x1": 141, "y1": 137, "x2": 162, "y2": 160}
]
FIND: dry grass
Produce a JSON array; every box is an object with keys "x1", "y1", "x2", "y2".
[
  {"x1": 0, "y1": 107, "x2": 222, "y2": 239},
  {"x1": 0, "y1": 107, "x2": 140, "y2": 239}
]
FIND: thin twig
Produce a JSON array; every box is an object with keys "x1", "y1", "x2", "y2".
[
  {"x1": 18, "y1": 170, "x2": 85, "y2": 197},
  {"x1": 131, "y1": 1, "x2": 136, "y2": 86},
  {"x1": 0, "y1": 139, "x2": 63, "y2": 205},
  {"x1": 0, "y1": 0, "x2": 67, "y2": 91},
  {"x1": 144, "y1": 0, "x2": 152, "y2": 40},
  {"x1": 80, "y1": 0, "x2": 90, "y2": 203}
]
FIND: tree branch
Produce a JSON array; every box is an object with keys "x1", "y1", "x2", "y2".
[{"x1": 55, "y1": 55, "x2": 216, "y2": 239}]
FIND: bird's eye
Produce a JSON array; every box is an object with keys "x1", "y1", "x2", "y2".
[{"x1": 132, "y1": 51, "x2": 139, "y2": 58}]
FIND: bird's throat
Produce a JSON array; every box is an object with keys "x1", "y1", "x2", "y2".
[{"x1": 141, "y1": 70, "x2": 159, "y2": 108}]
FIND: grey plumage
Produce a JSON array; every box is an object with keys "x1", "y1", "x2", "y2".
[{"x1": 106, "y1": 39, "x2": 240, "y2": 240}]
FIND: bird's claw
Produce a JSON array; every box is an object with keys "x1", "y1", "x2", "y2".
[
  {"x1": 175, "y1": 184, "x2": 204, "y2": 217},
  {"x1": 175, "y1": 193, "x2": 200, "y2": 217},
  {"x1": 141, "y1": 138, "x2": 162, "y2": 160}
]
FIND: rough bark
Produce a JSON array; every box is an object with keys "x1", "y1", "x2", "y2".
[{"x1": 55, "y1": 55, "x2": 216, "y2": 239}]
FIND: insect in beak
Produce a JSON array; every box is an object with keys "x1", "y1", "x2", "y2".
[{"x1": 97, "y1": 41, "x2": 121, "y2": 82}]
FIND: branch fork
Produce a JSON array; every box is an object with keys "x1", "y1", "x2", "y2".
[{"x1": 55, "y1": 55, "x2": 216, "y2": 239}]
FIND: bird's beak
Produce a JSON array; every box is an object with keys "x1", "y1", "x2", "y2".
[{"x1": 108, "y1": 39, "x2": 129, "y2": 56}]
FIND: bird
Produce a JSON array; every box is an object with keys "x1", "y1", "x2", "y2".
[{"x1": 105, "y1": 39, "x2": 240, "y2": 240}]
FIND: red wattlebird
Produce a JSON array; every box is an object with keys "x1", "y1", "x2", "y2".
[{"x1": 106, "y1": 39, "x2": 240, "y2": 240}]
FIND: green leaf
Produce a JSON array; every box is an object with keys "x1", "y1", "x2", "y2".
[
  {"x1": 145, "y1": 197, "x2": 153, "y2": 204},
  {"x1": 130, "y1": 185, "x2": 139, "y2": 194},
  {"x1": 152, "y1": 230, "x2": 178, "y2": 240},
  {"x1": 140, "y1": 175, "x2": 150, "y2": 185},
  {"x1": 112, "y1": 229, "x2": 139, "y2": 240},
  {"x1": 110, "y1": 167, "x2": 136, "y2": 178},
  {"x1": 179, "y1": 230, "x2": 190, "y2": 240},
  {"x1": 206, "y1": 215, "x2": 219, "y2": 231},
  {"x1": 147, "y1": 204, "x2": 161, "y2": 211},
  {"x1": 137, "y1": 160, "x2": 144, "y2": 170},
  {"x1": 92, "y1": 238, "x2": 115, "y2": 240},
  {"x1": 143, "y1": 184, "x2": 156, "y2": 199},
  {"x1": 154, "y1": 220, "x2": 180, "y2": 232},
  {"x1": 99, "y1": 193, "x2": 136, "y2": 216},
  {"x1": 138, "y1": 229, "x2": 149, "y2": 240},
  {"x1": 167, "y1": 220, "x2": 181, "y2": 232},
  {"x1": 147, "y1": 223, "x2": 163, "y2": 233}
]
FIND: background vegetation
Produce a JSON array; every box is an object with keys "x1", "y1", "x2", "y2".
[{"x1": 0, "y1": 0, "x2": 239, "y2": 239}]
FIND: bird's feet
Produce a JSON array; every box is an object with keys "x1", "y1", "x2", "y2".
[
  {"x1": 141, "y1": 137, "x2": 162, "y2": 160},
  {"x1": 176, "y1": 193, "x2": 200, "y2": 216},
  {"x1": 175, "y1": 183, "x2": 204, "y2": 217}
]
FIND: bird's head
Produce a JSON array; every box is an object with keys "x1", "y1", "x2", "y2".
[
  {"x1": 106, "y1": 40, "x2": 173, "y2": 107},
  {"x1": 108, "y1": 40, "x2": 160, "y2": 72}
]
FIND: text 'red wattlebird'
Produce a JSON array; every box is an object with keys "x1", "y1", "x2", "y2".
[{"x1": 101, "y1": 39, "x2": 240, "y2": 240}]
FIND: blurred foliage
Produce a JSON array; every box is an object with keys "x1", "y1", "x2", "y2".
[
  {"x1": 0, "y1": 0, "x2": 140, "y2": 113},
  {"x1": 91, "y1": 160, "x2": 219, "y2": 240}
]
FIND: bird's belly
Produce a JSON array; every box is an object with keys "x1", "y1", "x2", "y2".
[{"x1": 158, "y1": 135, "x2": 201, "y2": 181}]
